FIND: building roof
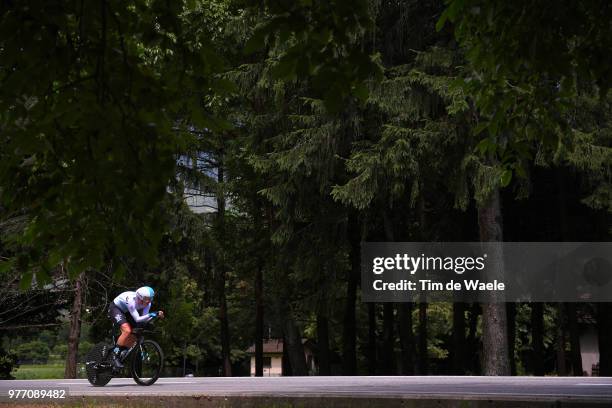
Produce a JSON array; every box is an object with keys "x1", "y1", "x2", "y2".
[
  {"x1": 247, "y1": 339, "x2": 282, "y2": 354},
  {"x1": 246, "y1": 338, "x2": 314, "y2": 354}
]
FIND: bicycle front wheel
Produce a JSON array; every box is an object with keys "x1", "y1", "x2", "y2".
[{"x1": 131, "y1": 339, "x2": 164, "y2": 386}]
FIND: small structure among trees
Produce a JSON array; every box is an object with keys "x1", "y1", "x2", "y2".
[{"x1": 247, "y1": 339, "x2": 316, "y2": 376}]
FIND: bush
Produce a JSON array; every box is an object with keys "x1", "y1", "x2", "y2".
[
  {"x1": 78, "y1": 341, "x2": 93, "y2": 362},
  {"x1": 0, "y1": 347, "x2": 18, "y2": 379},
  {"x1": 51, "y1": 344, "x2": 68, "y2": 360},
  {"x1": 14, "y1": 340, "x2": 50, "y2": 364}
]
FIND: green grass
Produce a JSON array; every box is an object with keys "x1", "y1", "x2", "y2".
[{"x1": 12, "y1": 363, "x2": 86, "y2": 379}]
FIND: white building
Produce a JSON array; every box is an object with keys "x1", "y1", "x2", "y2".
[
  {"x1": 247, "y1": 339, "x2": 316, "y2": 376},
  {"x1": 580, "y1": 328, "x2": 599, "y2": 376}
]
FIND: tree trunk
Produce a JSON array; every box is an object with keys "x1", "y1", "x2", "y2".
[
  {"x1": 367, "y1": 303, "x2": 377, "y2": 375},
  {"x1": 342, "y1": 215, "x2": 359, "y2": 375},
  {"x1": 381, "y1": 303, "x2": 395, "y2": 374},
  {"x1": 182, "y1": 340, "x2": 187, "y2": 377},
  {"x1": 478, "y1": 187, "x2": 510, "y2": 375},
  {"x1": 507, "y1": 302, "x2": 517, "y2": 376},
  {"x1": 203, "y1": 249, "x2": 214, "y2": 305},
  {"x1": 452, "y1": 302, "x2": 466, "y2": 375},
  {"x1": 598, "y1": 303, "x2": 612, "y2": 376},
  {"x1": 218, "y1": 265, "x2": 231, "y2": 376},
  {"x1": 567, "y1": 303, "x2": 583, "y2": 376},
  {"x1": 467, "y1": 303, "x2": 481, "y2": 374},
  {"x1": 317, "y1": 313, "x2": 331, "y2": 375},
  {"x1": 381, "y1": 211, "x2": 395, "y2": 374},
  {"x1": 282, "y1": 335, "x2": 291, "y2": 376},
  {"x1": 531, "y1": 302, "x2": 545, "y2": 375},
  {"x1": 416, "y1": 193, "x2": 428, "y2": 375},
  {"x1": 64, "y1": 271, "x2": 85, "y2": 379},
  {"x1": 255, "y1": 262, "x2": 264, "y2": 377},
  {"x1": 283, "y1": 312, "x2": 308, "y2": 376},
  {"x1": 481, "y1": 304, "x2": 509, "y2": 375},
  {"x1": 316, "y1": 259, "x2": 331, "y2": 376},
  {"x1": 418, "y1": 301, "x2": 428, "y2": 374},
  {"x1": 398, "y1": 302, "x2": 414, "y2": 375},
  {"x1": 216, "y1": 153, "x2": 232, "y2": 376},
  {"x1": 555, "y1": 303, "x2": 567, "y2": 376},
  {"x1": 556, "y1": 171, "x2": 577, "y2": 376}
]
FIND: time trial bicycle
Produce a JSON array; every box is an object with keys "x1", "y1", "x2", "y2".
[{"x1": 85, "y1": 316, "x2": 163, "y2": 386}]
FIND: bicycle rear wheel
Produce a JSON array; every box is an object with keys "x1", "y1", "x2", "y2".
[
  {"x1": 131, "y1": 339, "x2": 163, "y2": 386},
  {"x1": 85, "y1": 343, "x2": 113, "y2": 386}
]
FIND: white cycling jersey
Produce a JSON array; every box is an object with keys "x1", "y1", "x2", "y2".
[{"x1": 113, "y1": 291, "x2": 152, "y2": 323}]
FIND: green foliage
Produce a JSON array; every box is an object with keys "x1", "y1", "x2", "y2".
[
  {"x1": 0, "y1": 0, "x2": 608, "y2": 379},
  {"x1": 438, "y1": 0, "x2": 612, "y2": 181},
  {"x1": 422, "y1": 303, "x2": 452, "y2": 359},
  {"x1": 14, "y1": 340, "x2": 50, "y2": 363},
  {"x1": 333, "y1": 44, "x2": 475, "y2": 211},
  {"x1": 556, "y1": 92, "x2": 612, "y2": 213},
  {"x1": 0, "y1": 0, "x2": 227, "y2": 283},
  {"x1": 513, "y1": 303, "x2": 559, "y2": 375},
  {"x1": 243, "y1": 0, "x2": 383, "y2": 111},
  {"x1": 0, "y1": 347, "x2": 18, "y2": 380},
  {"x1": 456, "y1": 153, "x2": 505, "y2": 208},
  {"x1": 51, "y1": 344, "x2": 68, "y2": 360},
  {"x1": 439, "y1": 0, "x2": 611, "y2": 94}
]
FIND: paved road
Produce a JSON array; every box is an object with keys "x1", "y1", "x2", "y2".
[{"x1": 1, "y1": 376, "x2": 612, "y2": 401}]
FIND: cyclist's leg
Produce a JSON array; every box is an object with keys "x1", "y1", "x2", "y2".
[
  {"x1": 117, "y1": 323, "x2": 136, "y2": 348},
  {"x1": 109, "y1": 304, "x2": 128, "y2": 330},
  {"x1": 108, "y1": 304, "x2": 136, "y2": 347},
  {"x1": 108, "y1": 304, "x2": 123, "y2": 345},
  {"x1": 120, "y1": 313, "x2": 139, "y2": 348},
  {"x1": 108, "y1": 305, "x2": 133, "y2": 368}
]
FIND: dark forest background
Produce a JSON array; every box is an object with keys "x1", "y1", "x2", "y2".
[{"x1": 0, "y1": 0, "x2": 610, "y2": 378}]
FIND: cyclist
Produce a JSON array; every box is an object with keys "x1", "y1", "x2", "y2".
[{"x1": 107, "y1": 286, "x2": 164, "y2": 369}]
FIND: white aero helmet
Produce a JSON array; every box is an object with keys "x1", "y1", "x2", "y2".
[{"x1": 136, "y1": 286, "x2": 155, "y2": 300}]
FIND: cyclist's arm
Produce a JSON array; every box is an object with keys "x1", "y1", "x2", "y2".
[
  {"x1": 142, "y1": 303, "x2": 151, "y2": 315},
  {"x1": 127, "y1": 301, "x2": 153, "y2": 323}
]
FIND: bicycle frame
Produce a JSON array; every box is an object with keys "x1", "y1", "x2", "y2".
[{"x1": 111, "y1": 321, "x2": 157, "y2": 364}]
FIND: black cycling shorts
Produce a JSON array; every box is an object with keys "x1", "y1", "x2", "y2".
[{"x1": 107, "y1": 304, "x2": 134, "y2": 327}]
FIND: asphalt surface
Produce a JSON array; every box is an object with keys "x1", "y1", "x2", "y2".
[{"x1": 1, "y1": 376, "x2": 612, "y2": 402}]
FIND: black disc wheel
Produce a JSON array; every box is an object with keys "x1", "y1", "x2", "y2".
[
  {"x1": 131, "y1": 339, "x2": 163, "y2": 386},
  {"x1": 85, "y1": 343, "x2": 113, "y2": 387}
]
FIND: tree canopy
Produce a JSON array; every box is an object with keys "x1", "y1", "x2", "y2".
[{"x1": 1, "y1": 0, "x2": 610, "y2": 379}]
